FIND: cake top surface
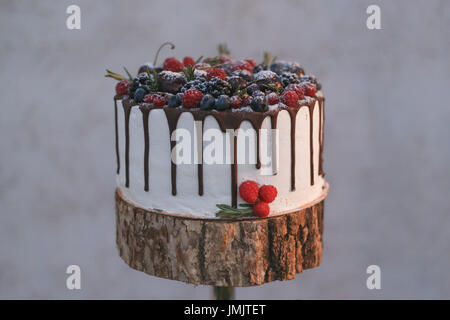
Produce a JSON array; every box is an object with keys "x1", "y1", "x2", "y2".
[{"x1": 106, "y1": 43, "x2": 322, "y2": 113}]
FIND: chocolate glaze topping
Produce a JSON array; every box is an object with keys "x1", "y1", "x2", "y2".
[{"x1": 116, "y1": 95, "x2": 325, "y2": 208}]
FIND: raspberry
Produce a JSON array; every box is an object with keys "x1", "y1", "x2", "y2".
[
  {"x1": 163, "y1": 57, "x2": 184, "y2": 72},
  {"x1": 182, "y1": 89, "x2": 203, "y2": 108},
  {"x1": 115, "y1": 80, "x2": 130, "y2": 96},
  {"x1": 281, "y1": 90, "x2": 299, "y2": 107},
  {"x1": 153, "y1": 94, "x2": 167, "y2": 107},
  {"x1": 143, "y1": 94, "x2": 154, "y2": 103},
  {"x1": 266, "y1": 92, "x2": 279, "y2": 105},
  {"x1": 230, "y1": 96, "x2": 242, "y2": 109},
  {"x1": 253, "y1": 201, "x2": 270, "y2": 218},
  {"x1": 183, "y1": 56, "x2": 195, "y2": 67},
  {"x1": 301, "y1": 82, "x2": 316, "y2": 97},
  {"x1": 258, "y1": 185, "x2": 277, "y2": 203},
  {"x1": 285, "y1": 84, "x2": 305, "y2": 100},
  {"x1": 245, "y1": 59, "x2": 257, "y2": 68},
  {"x1": 241, "y1": 94, "x2": 252, "y2": 106},
  {"x1": 239, "y1": 180, "x2": 259, "y2": 203},
  {"x1": 206, "y1": 68, "x2": 227, "y2": 81}
]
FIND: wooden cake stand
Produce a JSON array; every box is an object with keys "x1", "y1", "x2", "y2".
[{"x1": 115, "y1": 183, "x2": 328, "y2": 294}]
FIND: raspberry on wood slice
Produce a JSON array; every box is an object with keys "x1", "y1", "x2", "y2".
[
  {"x1": 239, "y1": 180, "x2": 259, "y2": 204},
  {"x1": 253, "y1": 201, "x2": 270, "y2": 217},
  {"x1": 258, "y1": 185, "x2": 278, "y2": 203}
]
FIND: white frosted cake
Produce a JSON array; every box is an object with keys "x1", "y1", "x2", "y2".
[{"x1": 108, "y1": 47, "x2": 326, "y2": 218}]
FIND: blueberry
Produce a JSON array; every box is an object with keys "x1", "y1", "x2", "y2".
[
  {"x1": 200, "y1": 94, "x2": 215, "y2": 110},
  {"x1": 250, "y1": 95, "x2": 268, "y2": 112},
  {"x1": 134, "y1": 88, "x2": 147, "y2": 102},
  {"x1": 246, "y1": 83, "x2": 260, "y2": 95},
  {"x1": 215, "y1": 95, "x2": 231, "y2": 111},
  {"x1": 168, "y1": 94, "x2": 180, "y2": 108}
]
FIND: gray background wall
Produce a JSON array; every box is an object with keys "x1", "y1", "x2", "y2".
[{"x1": 1, "y1": 0, "x2": 449, "y2": 299}]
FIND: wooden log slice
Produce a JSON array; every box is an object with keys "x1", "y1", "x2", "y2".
[{"x1": 115, "y1": 184, "x2": 328, "y2": 287}]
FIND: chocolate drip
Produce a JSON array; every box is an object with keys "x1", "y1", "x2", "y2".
[
  {"x1": 318, "y1": 98, "x2": 325, "y2": 176},
  {"x1": 287, "y1": 108, "x2": 299, "y2": 190},
  {"x1": 122, "y1": 101, "x2": 134, "y2": 188},
  {"x1": 114, "y1": 97, "x2": 120, "y2": 174},
  {"x1": 140, "y1": 106, "x2": 151, "y2": 192},
  {"x1": 192, "y1": 113, "x2": 205, "y2": 196},
  {"x1": 307, "y1": 104, "x2": 315, "y2": 186}
]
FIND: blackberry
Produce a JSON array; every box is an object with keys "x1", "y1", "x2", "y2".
[
  {"x1": 232, "y1": 70, "x2": 254, "y2": 82},
  {"x1": 227, "y1": 76, "x2": 247, "y2": 93},
  {"x1": 205, "y1": 77, "x2": 232, "y2": 98},
  {"x1": 253, "y1": 63, "x2": 267, "y2": 74},
  {"x1": 270, "y1": 61, "x2": 304, "y2": 76},
  {"x1": 281, "y1": 72, "x2": 300, "y2": 87},
  {"x1": 181, "y1": 77, "x2": 208, "y2": 94},
  {"x1": 128, "y1": 73, "x2": 153, "y2": 98}
]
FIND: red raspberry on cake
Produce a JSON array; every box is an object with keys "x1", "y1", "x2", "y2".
[
  {"x1": 230, "y1": 96, "x2": 242, "y2": 109},
  {"x1": 241, "y1": 94, "x2": 252, "y2": 106},
  {"x1": 301, "y1": 82, "x2": 316, "y2": 97},
  {"x1": 285, "y1": 84, "x2": 305, "y2": 100},
  {"x1": 183, "y1": 56, "x2": 195, "y2": 67},
  {"x1": 253, "y1": 201, "x2": 270, "y2": 217},
  {"x1": 206, "y1": 68, "x2": 227, "y2": 81},
  {"x1": 163, "y1": 57, "x2": 184, "y2": 72},
  {"x1": 239, "y1": 180, "x2": 259, "y2": 203},
  {"x1": 144, "y1": 94, "x2": 167, "y2": 107},
  {"x1": 281, "y1": 90, "x2": 299, "y2": 107},
  {"x1": 115, "y1": 80, "x2": 130, "y2": 96},
  {"x1": 245, "y1": 58, "x2": 257, "y2": 68},
  {"x1": 182, "y1": 89, "x2": 203, "y2": 108},
  {"x1": 266, "y1": 92, "x2": 279, "y2": 105},
  {"x1": 258, "y1": 185, "x2": 277, "y2": 203}
]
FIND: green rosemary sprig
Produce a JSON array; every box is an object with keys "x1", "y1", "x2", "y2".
[
  {"x1": 218, "y1": 43, "x2": 230, "y2": 56},
  {"x1": 182, "y1": 64, "x2": 196, "y2": 82},
  {"x1": 215, "y1": 204, "x2": 254, "y2": 219}
]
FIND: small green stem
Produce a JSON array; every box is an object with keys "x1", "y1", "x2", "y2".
[{"x1": 153, "y1": 42, "x2": 175, "y2": 66}]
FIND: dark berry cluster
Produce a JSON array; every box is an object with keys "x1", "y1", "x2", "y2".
[{"x1": 106, "y1": 44, "x2": 322, "y2": 111}]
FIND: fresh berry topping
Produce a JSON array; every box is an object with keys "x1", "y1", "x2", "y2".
[
  {"x1": 183, "y1": 56, "x2": 195, "y2": 67},
  {"x1": 251, "y1": 95, "x2": 268, "y2": 112},
  {"x1": 253, "y1": 201, "x2": 270, "y2": 217},
  {"x1": 205, "y1": 77, "x2": 232, "y2": 97},
  {"x1": 167, "y1": 94, "x2": 180, "y2": 108},
  {"x1": 157, "y1": 71, "x2": 186, "y2": 94},
  {"x1": 239, "y1": 180, "x2": 259, "y2": 203},
  {"x1": 182, "y1": 89, "x2": 203, "y2": 108},
  {"x1": 163, "y1": 57, "x2": 184, "y2": 72},
  {"x1": 285, "y1": 84, "x2": 305, "y2": 100},
  {"x1": 223, "y1": 60, "x2": 253, "y2": 74},
  {"x1": 115, "y1": 80, "x2": 130, "y2": 96},
  {"x1": 230, "y1": 96, "x2": 242, "y2": 109},
  {"x1": 152, "y1": 94, "x2": 167, "y2": 107},
  {"x1": 266, "y1": 92, "x2": 279, "y2": 105},
  {"x1": 215, "y1": 95, "x2": 231, "y2": 110},
  {"x1": 133, "y1": 88, "x2": 147, "y2": 103},
  {"x1": 206, "y1": 68, "x2": 227, "y2": 81},
  {"x1": 232, "y1": 69, "x2": 254, "y2": 82},
  {"x1": 270, "y1": 61, "x2": 304, "y2": 76},
  {"x1": 245, "y1": 59, "x2": 257, "y2": 68},
  {"x1": 227, "y1": 76, "x2": 247, "y2": 93},
  {"x1": 258, "y1": 185, "x2": 278, "y2": 203},
  {"x1": 246, "y1": 83, "x2": 260, "y2": 96},
  {"x1": 300, "y1": 82, "x2": 316, "y2": 97},
  {"x1": 281, "y1": 72, "x2": 300, "y2": 87},
  {"x1": 280, "y1": 90, "x2": 299, "y2": 107},
  {"x1": 181, "y1": 77, "x2": 208, "y2": 94},
  {"x1": 252, "y1": 90, "x2": 265, "y2": 98},
  {"x1": 200, "y1": 94, "x2": 215, "y2": 110},
  {"x1": 143, "y1": 94, "x2": 154, "y2": 103},
  {"x1": 241, "y1": 94, "x2": 253, "y2": 106}
]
